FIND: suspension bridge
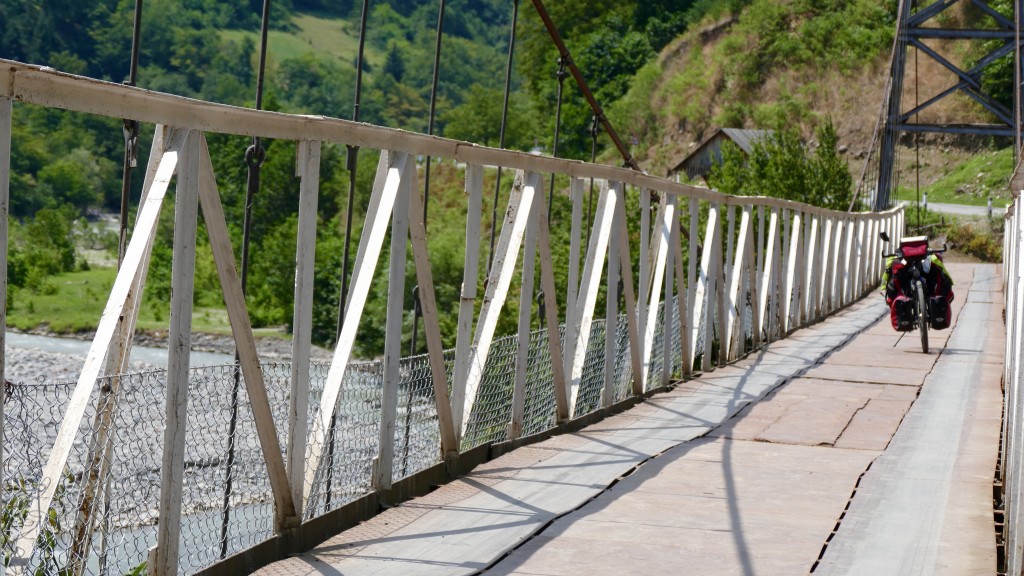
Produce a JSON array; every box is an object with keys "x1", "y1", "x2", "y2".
[{"x1": 1, "y1": 0, "x2": 1023, "y2": 574}]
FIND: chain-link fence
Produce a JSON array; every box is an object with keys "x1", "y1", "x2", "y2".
[{"x1": 3, "y1": 295, "x2": 697, "y2": 575}]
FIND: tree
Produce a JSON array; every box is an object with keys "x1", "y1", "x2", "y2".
[
  {"x1": 273, "y1": 53, "x2": 356, "y2": 118},
  {"x1": 383, "y1": 41, "x2": 406, "y2": 82},
  {"x1": 706, "y1": 141, "x2": 748, "y2": 196},
  {"x1": 810, "y1": 120, "x2": 853, "y2": 210},
  {"x1": 441, "y1": 86, "x2": 539, "y2": 150},
  {"x1": 707, "y1": 120, "x2": 852, "y2": 210},
  {"x1": 36, "y1": 149, "x2": 107, "y2": 210}
]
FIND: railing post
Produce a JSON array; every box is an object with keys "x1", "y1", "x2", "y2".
[
  {"x1": 154, "y1": 129, "x2": 200, "y2": 576},
  {"x1": 824, "y1": 214, "x2": 835, "y2": 311},
  {"x1": 570, "y1": 180, "x2": 615, "y2": 411},
  {"x1": 604, "y1": 202, "x2": 620, "y2": 405},
  {"x1": 692, "y1": 203, "x2": 720, "y2": 371},
  {"x1": 563, "y1": 178, "x2": 585, "y2": 381},
  {"x1": 452, "y1": 165, "x2": 483, "y2": 438},
  {"x1": 405, "y1": 159, "x2": 459, "y2": 457},
  {"x1": 783, "y1": 211, "x2": 802, "y2": 334},
  {"x1": 644, "y1": 197, "x2": 673, "y2": 387},
  {"x1": 661, "y1": 196, "x2": 676, "y2": 384},
  {"x1": 725, "y1": 205, "x2": 736, "y2": 299},
  {"x1": 1008, "y1": 204, "x2": 1024, "y2": 573},
  {"x1": 868, "y1": 216, "x2": 881, "y2": 291},
  {"x1": 610, "y1": 188, "x2": 643, "y2": 396},
  {"x1": 686, "y1": 197, "x2": 698, "y2": 374},
  {"x1": 714, "y1": 206, "x2": 728, "y2": 367},
  {"x1": 842, "y1": 217, "x2": 856, "y2": 306},
  {"x1": 757, "y1": 209, "x2": 779, "y2": 342},
  {"x1": 638, "y1": 187, "x2": 651, "y2": 378},
  {"x1": 770, "y1": 208, "x2": 784, "y2": 341},
  {"x1": 756, "y1": 205, "x2": 765, "y2": 292},
  {"x1": 803, "y1": 214, "x2": 819, "y2": 323},
  {"x1": 725, "y1": 206, "x2": 751, "y2": 360},
  {"x1": 531, "y1": 176, "x2": 568, "y2": 421},
  {"x1": 640, "y1": 198, "x2": 663, "y2": 386},
  {"x1": 197, "y1": 135, "x2": 298, "y2": 531},
  {"x1": 745, "y1": 206, "x2": 761, "y2": 349},
  {"x1": 674, "y1": 200, "x2": 691, "y2": 378},
  {"x1": 856, "y1": 216, "x2": 866, "y2": 298},
  {"x1": 288, "y1": 140, "x2": 320, "y2": 519},
  {"x1": 1003, "y1": 204, "x2": 1018, "y2": 492},
  {"x1": 510, "y1": 179, "x2": 538, "y2": 438},
  {"x1": 798, "y1": 212, "x2": 812, "y2": 326},
  {"x1": 0, "y1": 97, "x2": 10, "y2": 543},
  {"x1": 372, "y1": 153, "x2": 410, "y2": 490}
]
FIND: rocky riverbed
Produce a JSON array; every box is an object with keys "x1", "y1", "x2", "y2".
[{"x1": 5, "y1": 329, "x2": 335, "y2": 384}]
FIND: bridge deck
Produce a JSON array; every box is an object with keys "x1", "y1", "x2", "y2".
[{"x1": 257, "y1": 263, "x2": 1002, "y2": 576}]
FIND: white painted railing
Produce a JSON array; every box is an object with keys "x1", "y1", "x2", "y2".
[
  {"x1": 1003, "y1": 177, "x2": 1024, "y2": 575},
  {"x1": 0, "y1": 59, "x2": 900, "y2": 575}
]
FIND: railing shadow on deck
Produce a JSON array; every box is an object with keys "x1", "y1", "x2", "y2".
[{"x1": 0, "y1": 59, "x2": 900, "y2": 575}]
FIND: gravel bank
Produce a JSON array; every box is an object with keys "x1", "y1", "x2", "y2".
[{"x1": 6, "y1": 330, "x2": 335, "y2": 384}]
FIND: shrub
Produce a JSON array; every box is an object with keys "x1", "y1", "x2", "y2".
[{"x1": 947, "y1": 221, "x2": 1003, "y2": 262}]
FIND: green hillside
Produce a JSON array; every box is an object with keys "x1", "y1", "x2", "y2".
[{"x1": 220, "y1": 13, "x2": 383, "y2": 73}]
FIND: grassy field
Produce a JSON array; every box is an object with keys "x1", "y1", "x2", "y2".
[
  {"x1": 7, "y1": 266, "x2": 283, "y2": 337},
  {"x1": 895, "y1": 146, "x2": 1015, "y2": 207},
  {"x1": 221, "y1": 13, "x2": 381, "y2": 74}
]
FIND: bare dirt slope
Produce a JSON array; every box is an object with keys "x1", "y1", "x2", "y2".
[{"x1": 633, "y1": 4, "x2": 1009, "y2": 193}]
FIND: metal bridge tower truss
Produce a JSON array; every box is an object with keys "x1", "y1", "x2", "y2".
[{"x1": 876, "y1": 0, "x2": 1024, "y2": 210}]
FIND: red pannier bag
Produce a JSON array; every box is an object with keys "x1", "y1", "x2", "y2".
[
  {"x1": 900, "y1": 236, "x2": 929, "y2": 258},
  {"x1": 890, "y1": 295, "x2": 914, "y2": 331}
]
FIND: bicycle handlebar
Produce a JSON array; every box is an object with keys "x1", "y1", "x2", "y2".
[{"x1": 881, "y1": 244, "x2": 947, "y2": 260}]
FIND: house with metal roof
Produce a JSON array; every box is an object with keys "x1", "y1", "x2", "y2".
[{"x1": 670, "y1": 128, "x2": 773, "y2": 182}]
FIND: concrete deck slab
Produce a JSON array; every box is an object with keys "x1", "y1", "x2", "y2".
[
  {"x1": 488, "y1": 439, "x2": 878, "y2": 576},
  {"x1": 814, "y1": 264, "x2": 1002, "y2": 575}
]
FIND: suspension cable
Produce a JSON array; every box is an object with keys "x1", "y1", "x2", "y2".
[
  {"x1": 488, "y1": 0, "x2": 520, "y2": 275},
  {"x1": 423, "y1": 0, "x2": 446, "y2": 222},
  {"x1": 534, "y1": 49, "x2": 566, "y2": 329},
  {"x1": 547, "y1": 56, "x2": 567, "y2": 223},
  {"x1": 116, "y1": 0, "x2": 144, "y2": 266},
  {"x1": 223, "y1": 0, "x2": 271, "y2": 558},
  {"x1": 527, "y1": 0, "x2": 641, "y2": 172},
  {"x1": 585, "y1": 115, "x2": 600, "y2": 248},
  {"x1": 336, "y1": 0, "x2": 371, "y2": 343}
]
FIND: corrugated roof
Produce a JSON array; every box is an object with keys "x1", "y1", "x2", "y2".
[
  {"x1": 669, "y1": 128, "x2": 774, "y2": 177},
  {"x1": 720, "y1": 128, "x2": 772, "y2": 154}
]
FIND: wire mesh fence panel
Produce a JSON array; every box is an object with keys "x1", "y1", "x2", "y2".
[
  {"x1": 521, "y1": 326, "x2": 559, "y2": 438},
  {"x1": 647, "y1": 305, "x2": 666, "y2": 390},
  {"x1": 461, "y1": 333, "x2": 518, "y2": 450},
  {"x1": 3, "y1": 378, "x2": 102, "y2": 575},
  {"x1": 668, "y1": 302, "x2": 684, "y2": 379},
  {"x1": 177, "y1": 362, "x2": 290, "y2": 573},
  {"x1": 304, "y1": 360, "x2": 383, "y2": 519},
  {"x1": 94, "y1": 371, "x2": 165, "y2": 575},
  {"x1": 1, "y1": 370, "x2": 183, "y2": 575},
  {"x1": 391, "y1": 353, "x2": 444, "y2": 484},
  {"x1": 612, "y1": 314, "x2": 633, "y2": 403},
  {"x1": 572, "y1": 319, "x2": 609, "y2": 418},
  {"x1": 693, "y1": 287, "x2": 710, "y2": 365}
]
